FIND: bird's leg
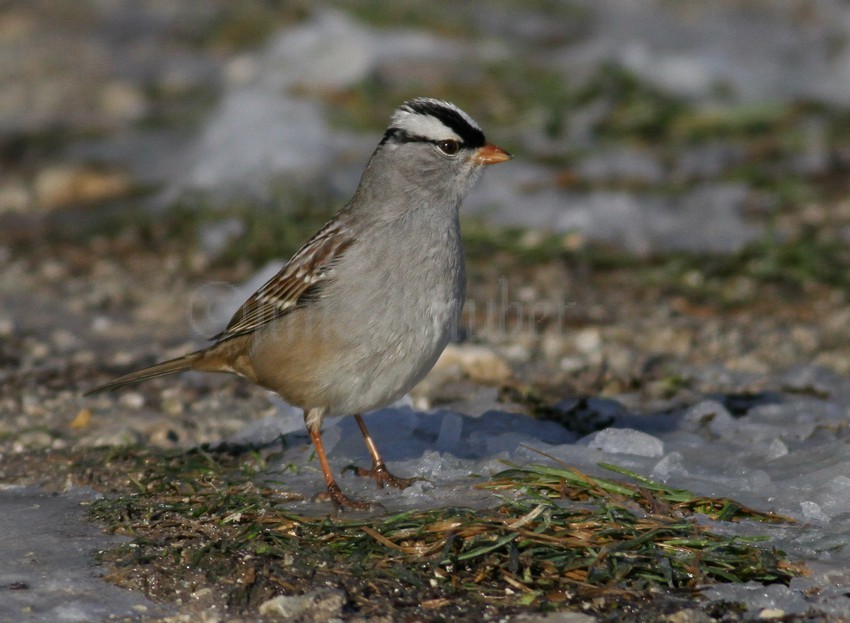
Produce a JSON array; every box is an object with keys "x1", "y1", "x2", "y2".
[
  {"x1": 305, "y1": 409, "x2": 370, "y2": 510},
  {"x1": 353, "y1": 413, "x2": 418, "y2": 490}
]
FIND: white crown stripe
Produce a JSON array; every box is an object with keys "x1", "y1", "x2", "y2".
[
  {"x1": 389, "y1": 98, "x2": 480, "y2": 142},
  {"x1": 399, "y1": 97, "x2": 481, "y2": 131},
  {"x1": 391, "y1": 112, "x2": 463, "y2": 142}
]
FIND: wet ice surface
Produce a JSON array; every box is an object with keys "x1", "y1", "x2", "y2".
[
  {"x1": 243, "y1": 375, "x2": 850, "y2": 618},
  {"x1": 0, "y1": 487, "x2": 168, "y2": 623}
]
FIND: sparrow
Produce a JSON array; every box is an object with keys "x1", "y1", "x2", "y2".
[{"x1": 87, "y1": 97, "x2": 512, "y2": 508}]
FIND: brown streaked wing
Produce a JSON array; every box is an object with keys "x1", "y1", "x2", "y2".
[{"x1": 212, "y1": 221, "x2": 355, "y2": 341}]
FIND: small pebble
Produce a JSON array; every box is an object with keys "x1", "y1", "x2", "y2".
[
  {"x1": 432, "y1": 343, "x2": 512, "y2": 383},
  {"x1": 574, "y1": 327, "x2": 601, "y2": 354},
  {"x1": 27, "y1": 340, "x2": 50, "y2": 360},
  {"x1": 119, "y1": 392, "x2": 145, "y2": 410},
  {"x1": 258, "y1": 589, "x2": 345, "y2": 620},
  {"x1": 91, "y1": 316, "x2": 113, "y2": 333}
]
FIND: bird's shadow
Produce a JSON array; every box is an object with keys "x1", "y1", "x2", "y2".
[{"x1": 213, "y1": 389, "x2": 785, "y2": 465}]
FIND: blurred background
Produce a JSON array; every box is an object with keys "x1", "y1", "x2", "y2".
[{"x1": 3, "y1": 0, "x2": 850, "y2": 426}]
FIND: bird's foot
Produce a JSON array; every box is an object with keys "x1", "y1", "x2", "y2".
[
  {"x1": 313, "y1": 482, "x2": 374, "y2": 510},
  {"x1": 351, "y1": 460, "x2": 419, "y2": 490}
]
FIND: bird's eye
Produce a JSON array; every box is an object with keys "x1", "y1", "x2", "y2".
[{"x1": 436, "y1": 139, "x2": 460, "y2": 155}]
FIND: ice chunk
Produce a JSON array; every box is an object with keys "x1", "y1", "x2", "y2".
[
  {"x1": 651, "y1": 451, "x2": 689, "y2": 480},
  {"x1": 681, "y1": 400, "x2": 735, "y2": 437},
  {"x1": 766, "y1": 438, "x2": 788, "y2": 460},
  {"x1": 408, "y1": 450, "x2": 469, "y2": 481},
  {"x1": 801, "y1": 501, "x2": 830, "y2": 522},
  {"x1": 586, "y1": 428, "x2": 664, "y2": 457}
]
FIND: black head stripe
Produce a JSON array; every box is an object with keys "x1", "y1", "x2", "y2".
[
  {"x1": 382, "y1": 98, "x2": 487, "y2": 149},
  {"x1": 403, "y1": 99, "x2": 486, "y2": 148},
  {"x1": 379, "y1": 127, "x2": 406, "y2": 146}
]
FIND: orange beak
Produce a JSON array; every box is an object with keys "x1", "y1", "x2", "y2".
[{"x1": 472, "y1": 143, "x2": 513, "y2": 165}]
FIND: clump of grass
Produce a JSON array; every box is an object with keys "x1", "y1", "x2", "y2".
[
  {"x1": 81, "y1": 444, "x2": 803, "y2": 617},
  {"x1": 485, "y1": 461, "x2": 790, "y2": 525},
  {"x1": 310, "y1": 471, "x2": 798, "y2": 596}
]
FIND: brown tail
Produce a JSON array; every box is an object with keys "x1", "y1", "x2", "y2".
[{"x1": 84, "y1": 350, "x2": 206, "y2": 395}]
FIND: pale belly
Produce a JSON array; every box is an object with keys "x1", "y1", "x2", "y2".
[{"x1": 319, "y1": 294, "x2": 461, "y2": 416}]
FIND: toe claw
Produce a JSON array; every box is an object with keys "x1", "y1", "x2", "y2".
[
  {"x1": 354, "y1": 460, "x2": 419, "y2": 490},
  {"x1": 314, "y1": 482, "x2": 373, "y2": 510}
]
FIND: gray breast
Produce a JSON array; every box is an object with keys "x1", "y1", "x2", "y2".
[{"x1": 315, "y1": 210, "x2": 466, "y2": 415}]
